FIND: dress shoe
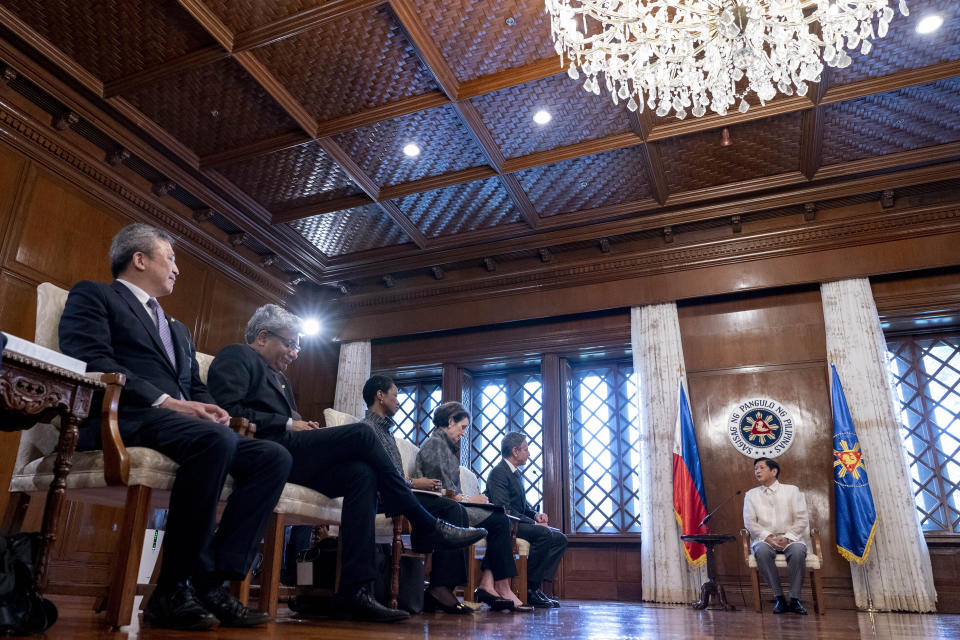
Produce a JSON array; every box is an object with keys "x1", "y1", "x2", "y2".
[
  {"x1": 412, "y1": 520, "x2": 486, "y2": 552},
  {"x1": 143, "y1": 582, "x2": 219, "y2": 631},
  {"x1": 331, "y1": 584, "x2": 409, "y2": 623},
  {"x1": 535, "y1": 588, "x2": 560, "y2": 607},
  {"x1": 474, "y1": 587, "x2": 513, "y2": 611},
  {"x1": 423, "y1": 589, "x2": 474, "y2": 615},
  {"x1": 772, "y1": 596, "x2": 788, "y2": 614},
  {"x1": 510, "y1": 602, "x2": 536, "y2": 613},
  {"x1": 527, "y1": 589, "x2": 555, "y2": 609},
  {"x1": 789, "y1": 598, "x2": 808, "y2": 615},
  {"x1": 198, "y1": 585, "x2": 270, "y2": 628}
]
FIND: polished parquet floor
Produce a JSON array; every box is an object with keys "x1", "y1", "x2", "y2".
[{"x1": 42, "y1": 596, "x2": 960, "y2": 640}]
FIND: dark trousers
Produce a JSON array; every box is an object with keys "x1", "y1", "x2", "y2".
[
  {"x1": 271, "y1": 422, "x2": 424, "y2": 588},
  {"x1": 125, "y1": 409, "x2": 292, "y2": 586},
  {"x1": 475, "y1": 510, "x2": 517, "y2": 581},
  {"x1": 754, "y1": 542, "x2": 807, "y2": 600},
  {"x1": 517, "y1": 522, "x2": 567, "y2": 587},
  {"x1": 416, "y1": 494, "x2": 468, "y2": 587}
]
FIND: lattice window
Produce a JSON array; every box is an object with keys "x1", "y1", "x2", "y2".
[
  {"x1": 470, "y1": 371, "x2": 544, "y2": 508},
  {"x1": 886, "y1": 333, "x2": 960, "y2": 532},
  {"x1": 393, "y1": 379, "x2": 442, "y2": 447},
  {"x1": 568, "y1": 361, "x2": 641, "y2": 533}
]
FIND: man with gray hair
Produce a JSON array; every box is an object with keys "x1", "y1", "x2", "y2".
[
  {"x1": 59, "y1": 223, "x2": 292, "y2": 630},
  {"x1": 207, "y1": 304, "x2": 486, "y2": 622}
]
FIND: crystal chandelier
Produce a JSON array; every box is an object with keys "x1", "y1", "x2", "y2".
[{"x1": 546, "y1": 0, "x2": 909, "y2": 119}]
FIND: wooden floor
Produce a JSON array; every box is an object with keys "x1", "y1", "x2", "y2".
[{"x1": 41, "y1": 595, "x2": 960, "y2": 639}]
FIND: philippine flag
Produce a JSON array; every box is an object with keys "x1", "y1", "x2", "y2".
[{"x1": 673, "y1": 382, "x2": 708, "y2": 567}]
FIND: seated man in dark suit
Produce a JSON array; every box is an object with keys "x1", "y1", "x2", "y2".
[
  {"x1": 58, "y1": 223, "x2": 292, "y2": 630},
  {"x1": 206, "y1": 304, "x2": 486, "y2": 622},
  {"x1": 485, "y1": 432, "x2": 567, "y2": 608}
]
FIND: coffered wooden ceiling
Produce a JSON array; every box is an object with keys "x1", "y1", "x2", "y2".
[{"x1": 1, "y1": 0, "x2": 959, "y2": 291}]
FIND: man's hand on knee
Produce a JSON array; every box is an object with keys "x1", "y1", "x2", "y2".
[{"x1": 160, "y1": 397, "x2": 230, "y2": 425}]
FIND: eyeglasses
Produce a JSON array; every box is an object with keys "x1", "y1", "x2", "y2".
[{"x1": 266, "y1": 331, "x2": 301, "y2": 353}]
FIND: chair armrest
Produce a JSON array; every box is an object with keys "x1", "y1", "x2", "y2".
[
  {"x1": 95, "y1": 372, "x2": 129, "y2": 486},
  {"x1": 228, "y1": 417, "x2": 255, "y2": 438},
  {"x1": 811, "y1": 528, "x2": 823, "y2": 560},
  {"x1": 739, "y1": 528, "x2": 752, "y2": 564}
]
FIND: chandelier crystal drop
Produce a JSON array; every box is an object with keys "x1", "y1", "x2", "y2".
[{"x1": 546, "y1": 0, "x2": 909, "y2": 119}]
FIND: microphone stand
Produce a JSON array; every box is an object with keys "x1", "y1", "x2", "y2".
[{"x1": 699, "y1": 490, "x2": 743, "y2": 529}]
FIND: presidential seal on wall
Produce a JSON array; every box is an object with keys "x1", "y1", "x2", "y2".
[{"x1": 727, "y1": 398, "x2": 795, "y2": 458}]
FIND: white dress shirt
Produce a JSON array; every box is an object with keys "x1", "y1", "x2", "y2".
[
  {"x1": 116, "y1": 279, "x2": 170, "y2": 407},
  {"x1": 743, "y1": 481, "x2": 810, "y2": 553}
]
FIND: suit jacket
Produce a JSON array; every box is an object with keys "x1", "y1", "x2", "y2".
[
  {"x1": 207, "y1": 343, "x2": 298, "y2": 440},
  {"x1": 485, "y1": 459, "x2": 537, "y2": 524},
  {"x1": 58, "y1": 280, "x2": 214, "y2": 443}
]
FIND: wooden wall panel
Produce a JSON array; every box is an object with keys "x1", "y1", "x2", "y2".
[
  {"x1": 199, "y1": 271, "x2": 267, "y2": 355},
  {"x1": 0, "y1": 144, "x2": 26, "y2": 242},
  {"x1": 158, "y1": 248, "x2": 211, "y2": 342}
]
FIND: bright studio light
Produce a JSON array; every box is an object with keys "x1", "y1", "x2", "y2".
[
  {"x1": 533, "y1": 109, "x2": 552, "y2": 125},
  {"x1": 916, "y1": 15, "x2": 943, "y2": 34},
  {"x1": 301, "y1": 318, "x2": 321, "y2": 336},
  {"x1": 402, "y1": 142, "x2": 421, "y2": 157}
]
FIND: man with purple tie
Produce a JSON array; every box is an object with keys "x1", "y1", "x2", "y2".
[{"x1": 59, "y1": 223, "x2": 291, "y2": 631}]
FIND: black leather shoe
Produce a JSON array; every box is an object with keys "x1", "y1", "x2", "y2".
[
  {"x1": 527, "y1": 589, "x2": 555, "y2": 609},
  {"x1": 423, "y1": 589, "x2": 474, "y2": 615},
  {"x1": 143, "y1": 582, "x2": 219, "y2": 631},
  {"x1": 198, "y1": 585, "x2": 270, "y2": 628},
  {"x1": 789, "y1": 598, "x2": 808, "y2": 615},
  {"x1": 332, "y1": 584, "x2": 409, "y2": 623},
  {"x1": 772, "y1": 596, "x2": 788, "y2": 614},
  {"x1": 413, "y1": 520, "x2": 486, "y2": 552},
  {"x1": 535, "y1": 589, "x2": 560, "y2": 607},
  {"x1": 474, "y1": 588, "x2": 513, "y2": 611}
]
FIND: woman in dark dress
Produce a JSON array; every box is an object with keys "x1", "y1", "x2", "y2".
[{"x1": 416, "y1": 402, "x2": 528, "y2": 611}]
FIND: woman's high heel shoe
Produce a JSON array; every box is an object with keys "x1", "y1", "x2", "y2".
[
  {"x1": 473, "y1": 587, "x2": 513, "y2": 611},
  {"x1": 423, "y1": 589, "x2": 474, "y2": 615}
]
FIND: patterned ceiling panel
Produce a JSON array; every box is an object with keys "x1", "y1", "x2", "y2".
[
  {"x1": 417, "y1": 0, "x2": 556, "y2": 82},
  {"x1": 289, "y1": 203, "x2": 410, "y2": 257},
  {"x1": 333, "y1": 104, "x2": 490, "y2": 187},
  {"x1": 198, "y1": 0, "x2": 331, "y2": 35},
  {"x1": 393, "y1": 177, "x2": 521, "y2": 238},
  {"x1": 1, "y1": 0, "x2": 214, "y2": 82},
  {"x1": 830, "y1": 0, "x2": 960, "y2": 85},
  {"x1": 217, "y1": 141, "x2": 362, "y2": 211},
  {"x1": 472, "y1": 73, "x2": 634, "y2": 159},
  {"x1": 121, "y1": 58, "x2": 301, "y2": 158},
  {"x1": 255, "y1": 5, "x2": 439, "y2": 123},
  {"x1": 659, "y1": 112, "x2": 803, "y2": 192},
  {"x1": 822, "y1": 77, "x2": 960, "y2": 166},
  {"x1": 516, "y1": 146, "x2": 653, "y2": 217}
]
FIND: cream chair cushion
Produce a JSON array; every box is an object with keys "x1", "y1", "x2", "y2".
[
  {"x1": 323, "y1": 407, "x2": 358, "y2": 427},
  {"x1": 747, "y1": 549, "x2": 821, "y2": 570}
]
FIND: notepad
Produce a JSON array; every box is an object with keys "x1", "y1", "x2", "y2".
[{"x1": 1, "y1": 331, "x2": 87, "y2": 375}]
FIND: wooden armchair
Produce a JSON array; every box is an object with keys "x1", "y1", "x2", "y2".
[
  {"x1": 739, "y1": 527, "x2": 826, "y2": 615},
  {"x1": 5, "y1": 283, "x2": 260, "y2": 627}
]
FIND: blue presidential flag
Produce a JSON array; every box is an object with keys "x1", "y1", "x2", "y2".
[{"x1": 831, "y1": 364, "x2": 878, "y2": 564}]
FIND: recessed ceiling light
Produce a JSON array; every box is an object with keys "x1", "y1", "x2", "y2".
[
  {"x1": 402, "y1": 142, "x2": 420, "y2": 157},
  {"x1": 533, "y1": 109, "x2": 552, "y2": 125},
  {"x1": 916, "y1": 15, "x2": 943, "y2": 34}
]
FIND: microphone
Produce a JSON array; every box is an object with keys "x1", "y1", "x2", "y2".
[{"x1": 699, "y1": 490, "x2": 742, "y2": 529}]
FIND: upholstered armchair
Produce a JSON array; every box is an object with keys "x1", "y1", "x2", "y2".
[{"x1": 739, "y1": 527, "x2": 826, "y2": 615}]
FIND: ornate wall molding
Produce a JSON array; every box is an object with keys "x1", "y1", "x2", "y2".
[
  {"x1": 0, "y1": 101, "x2": 289, "y2": 302},
  {"x1": 334, "y1": 204, "x2": 960, "y2": 316}
]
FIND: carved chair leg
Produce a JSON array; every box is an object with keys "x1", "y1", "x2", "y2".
[
  {"x1": 0, "y1": 492, "x2": 30, "y2": 534},
  {"x1": 260, "y1": 513, "x2": 284, "y2": 617},
  {"x1": 513, "y1": 553, "x2": 528, "y2": 604},
  {"x1": 812, "y1": 568, "x2": 826, "y2": 615},
  {"x1": 750, "y1": 567, "x2": 762, "y2": 613},
  {"x1": 105, "y1": 485, "x2": 151, "y2": 628},
  {"x1": 464, "y1": 544, "x2": 479, "y2": 602}
]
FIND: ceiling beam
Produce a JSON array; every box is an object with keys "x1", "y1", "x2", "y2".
[
  {"x1": 232, "y1": 0, "x2": 384, "y2": 52},
  {"x1": 379, "y1": 165, "x2": 497, "y2": 201},
  {"x1": 813, "y1": 141, "x2": 960, "y2": 180},
  {"x1": 103, "y1": 45, "x2": 228, "y2": 98},
  {"x1": 500, "y1": 174, "x2": 541, "y2": 230},
  {"x1": 379, "y1": 200, "x2": 428, "y2": 249},
  {"x1": 799, "y1": 107, "x2": 824, "y2": 180},
  {"x1": 315, "y1": 91, "x2": 449, "y2": 137},
  {"x1": 630, "y1": 111, "x2": 669, "y2": 206},
  {"x1": 502, "y1": 133, "x2": 643, "y2": 173},
  {"x1": 647, "y1": 95, "x2": 814, "y2": 140},
  {"x1": 271, "y1": 194, "x2": 375, "y2": 224},
  {"x1": 452, "y1": 100, "x2": 504, "y2": 172},
  {"x1": 388, "y1": 0, "x2": 459, "y2": 100},
  {"x1": 458, "y1": 56, "x2": 569, "y2": 100},
  {"x1": 200, "y1": 131, "x2": 313, "y2": 169},
  {"x1": 175, "y1": 0, "x2": 235, "y2": 51},
  {"x1": 233, "y1": 50, "x2": 318, "y2": 135},
  {"x1": 821, "y1": 59, "x2": 960, "y2": 105},
  {"x1": 314, "y1": 160, "x2": 960, "y2": 281}
]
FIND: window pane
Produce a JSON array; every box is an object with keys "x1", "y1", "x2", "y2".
[
  {"x1": 568, "y1": 361, "x2": 640, "y2": 533},
  {"x1": 887, "y1": 334, "x2": 960, "y2": 532},
  {"x1": 393, "y1": 379, "x2": 442, "y2": 446}
]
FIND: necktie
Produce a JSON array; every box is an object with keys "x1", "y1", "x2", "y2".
[
  {"x1": 146, "y1": 298, "x2": 177, "y2": 369},
  {"x1": 270, "y1": 368, "x2": 301, "y2": 420}
]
